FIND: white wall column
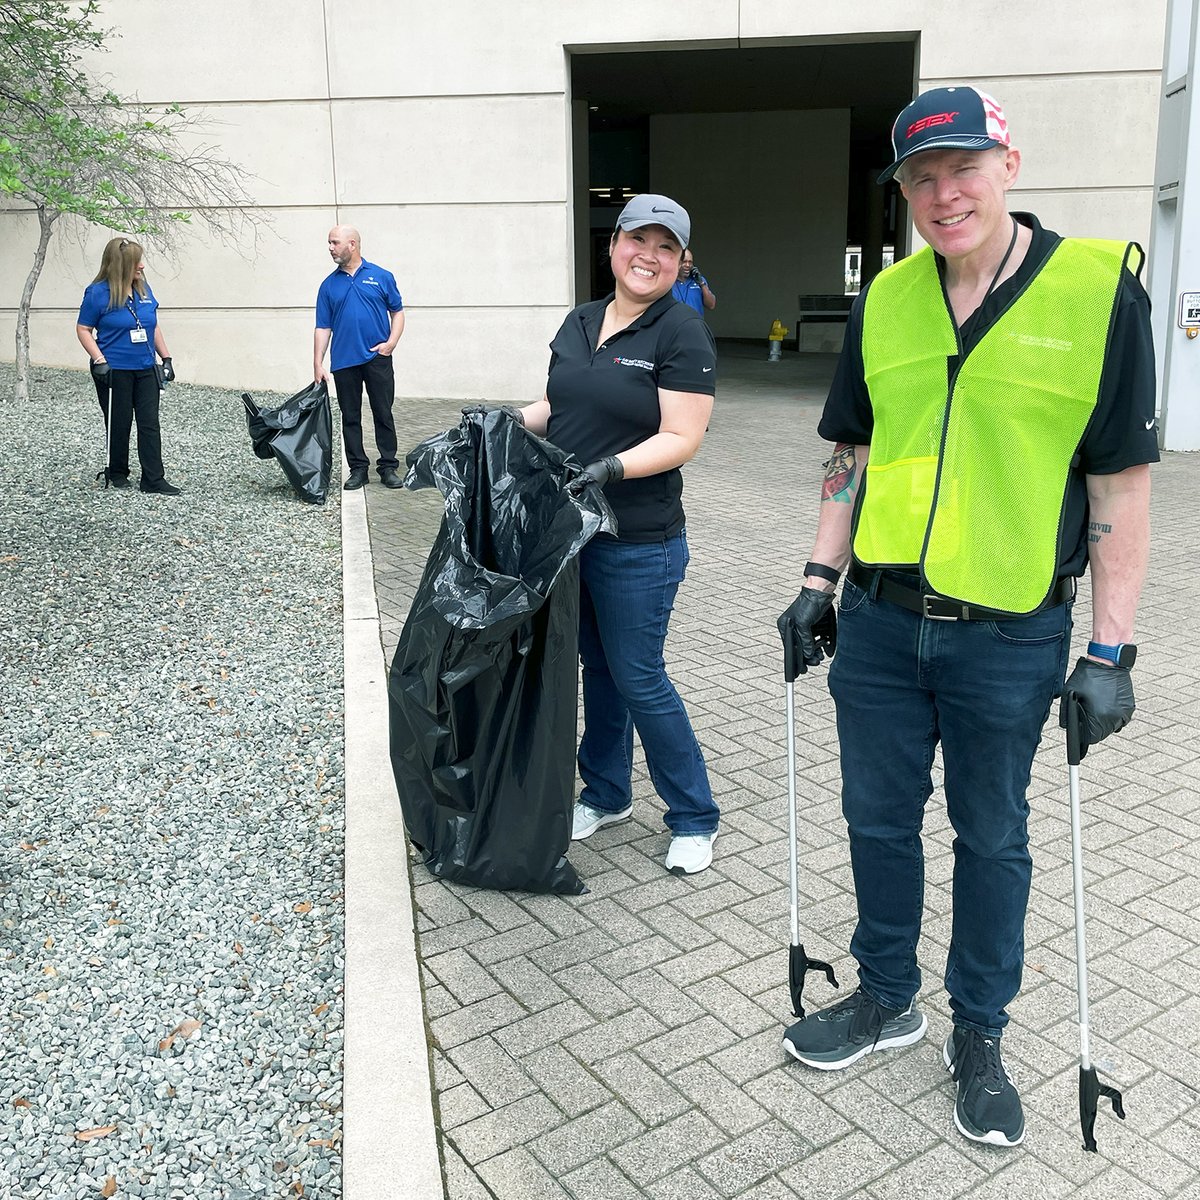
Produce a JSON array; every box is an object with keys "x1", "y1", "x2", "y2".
[{"x1": 1151, "y1": 0, "x2": 1200, "y2": 450}]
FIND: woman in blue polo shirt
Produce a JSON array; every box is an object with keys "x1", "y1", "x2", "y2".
[
  {"x1": 76, "y1": 237, "x2": 180, "y2": 495},
  {"x1": 517, "y1": 194, "x2": 720, "y2": 875}
]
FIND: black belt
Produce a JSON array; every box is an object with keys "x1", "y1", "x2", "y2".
[{"x1": 847, "y1": 563, "x2": 1075, "y2": 621}]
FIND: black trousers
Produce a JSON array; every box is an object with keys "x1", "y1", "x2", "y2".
[
  {"x1": 332, "y1": 354, "x2": 398, "y2": 472},
  {"x1": 107, "y1": 367, "x2": 164, "y2": 484}
]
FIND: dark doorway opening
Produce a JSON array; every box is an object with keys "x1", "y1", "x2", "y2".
[{"x1": 569, "y1": 37, "x2": 916, "y2": 349}]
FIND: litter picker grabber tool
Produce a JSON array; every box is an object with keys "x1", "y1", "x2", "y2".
[
  {"x1": 95, "y1": 386, "x2": 113, "y2": 489},
  {"x1": 1065, "y1": 689, "x2": 1126, "y2": 1151},
  {"x1": 784, "y1": 638, "x2": 838, "y2": 1018}
]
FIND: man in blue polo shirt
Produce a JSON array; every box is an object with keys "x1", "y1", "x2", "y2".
[
  {"x1": 671, "y1": 248, "x2": 716, "y2": 315},
  {"x1": 314, "y1": 226, "x2": 406, "y2": 489}
]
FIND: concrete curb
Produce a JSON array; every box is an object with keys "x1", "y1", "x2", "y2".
[{"x1": 340, "y1": 482, "x2": 445, "y2": 1199}]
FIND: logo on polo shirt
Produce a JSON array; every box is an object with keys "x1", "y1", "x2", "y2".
[
  {"x1": 361, "y1": 277, "x2": 381, "y2": 287},
  {"x1": 612, "y1": 356, "x2": 654, "y2": 370}
]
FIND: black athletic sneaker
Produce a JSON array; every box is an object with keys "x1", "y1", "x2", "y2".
[
  {"x1": 943, "y1": 1027, "x2": 1025, "y2": 1147},
  {"x1": 782, "y1": 987, "x2": 927, "y2": 1070}
]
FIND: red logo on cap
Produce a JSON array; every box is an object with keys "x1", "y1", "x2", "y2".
[{"x1": 907, "y1": 111, "x2": 959, "y2": 140}]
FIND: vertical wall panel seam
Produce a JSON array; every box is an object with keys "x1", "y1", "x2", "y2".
[{"x1": 320, "y1": 0, "x2": 339, "y2": 220}]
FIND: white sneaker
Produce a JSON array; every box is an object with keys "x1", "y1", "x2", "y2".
[
  {"x1": 571, "y1": 802, "x2": 633, "y2": 840},
  {"x1": 665, "y1": 831, "x2": 717, "y2": 875}
]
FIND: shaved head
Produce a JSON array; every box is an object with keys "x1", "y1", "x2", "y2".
[{"x1": 327, "y1": 225, "x2": 362, "y2": 269}]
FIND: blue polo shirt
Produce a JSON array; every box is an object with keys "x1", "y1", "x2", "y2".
[
  {"x1": 315, "y1": 259, "x2": 403, "y2": 372},
  {"x1": 671, "y1": 278, "x2": 705, "y2": 314},
  {"x1": 77, "y1": 281, "x2": 158, "y2": 370}
]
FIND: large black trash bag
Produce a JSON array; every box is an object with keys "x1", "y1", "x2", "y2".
[
  {"x1": 241, "y1": 382, "x2": 333, "y2": 505},
  {"x1": 389, "y1": 408, "x2": 614, "y2": 894}
]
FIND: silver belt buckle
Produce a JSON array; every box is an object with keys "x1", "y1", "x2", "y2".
[{"x1": 922, "y1": 594, "x2": 969, "y2": 621}]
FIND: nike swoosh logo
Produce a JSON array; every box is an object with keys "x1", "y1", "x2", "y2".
[
  {"x1": 1145, "y1": 419, "x2": 1156, "y2": 429},
  {"x1": 651, "y1": 206, "x2": 673, "y2": 213},
  {"x1": 702, "y1": 367, "x2": 713, "y2": 373}
]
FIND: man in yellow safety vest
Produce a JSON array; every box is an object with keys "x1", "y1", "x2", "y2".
[{"x1": 776, "y1": 86, "x2": 1157, "y2": 1148}]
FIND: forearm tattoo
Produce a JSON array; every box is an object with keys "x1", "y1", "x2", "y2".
[
  {"x1": 822, "y1": 443, "x2": 857, "y2": 503},
  {"x1": 1088, "y1": 520, "x2": 1112, "y2": 545}
]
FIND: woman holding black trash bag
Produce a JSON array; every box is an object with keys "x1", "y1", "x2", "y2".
[
  {"x1": 75, "y1": 237, "x2": 181, "y2": 495},
  {"x1": 514, "y1": 193, "x2": 720, "y2": 875}
]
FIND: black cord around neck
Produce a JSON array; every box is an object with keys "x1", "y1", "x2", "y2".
[{"x1": 958, "y1": 217, "x2": 1020, "y2": 348}]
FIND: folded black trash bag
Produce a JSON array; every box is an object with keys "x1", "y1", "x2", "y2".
[
  {"x1": 241, "y1": 382, "x2": 333, "y2": 505},
  {"x1": 389, "y1": 408, "x2": 614, "y2": 893}
]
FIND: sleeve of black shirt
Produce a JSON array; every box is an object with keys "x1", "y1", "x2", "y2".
[
  {"x1": 657, "y1": 312, "x2": 717, "y2": 395},
  {"x1": 817, "y1": 287, "x2": 873, "y2": 445},
  {"x1": 1078, "y1": 270, "x2": 1160, "y2": 474}
]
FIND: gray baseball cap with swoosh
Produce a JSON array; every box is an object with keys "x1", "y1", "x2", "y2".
[{"x1": 614, "y1": 193, "x2": 690, "y2": 249}]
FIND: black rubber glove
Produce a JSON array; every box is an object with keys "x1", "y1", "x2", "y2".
[
  {"x1": 90, "y1": 359, "x2": 111, "y2": 382},
  {"x1": 1059, "y1": 657, "x2": 1135, "y2": 759},
  {"x1": 460, "y1": 404, "x2": 524, "y2": 425},
  {"x1": 568, "y1": 455, "x2": 623, "y2": 495},
  {"x1": 777, "y1": 587, "x2": 837, "y2": 679},
  {"x1": 690, "y1": 268, "x2": 706, "y2": 286},
  {"x1": 160, "y1": 357, "x2": 175, "y2": 383}
]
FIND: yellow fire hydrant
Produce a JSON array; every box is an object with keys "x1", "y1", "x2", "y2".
[{"x1": 768, "y1": 319, "x2": 788, "y2": 361}]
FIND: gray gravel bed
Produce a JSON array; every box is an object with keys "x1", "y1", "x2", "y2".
[{"x1": 0, "y1": 364, "x2": 345, "y2": 1199}]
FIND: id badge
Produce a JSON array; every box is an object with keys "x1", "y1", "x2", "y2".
[{"x1": 130, "y1": 328, "x2": 148, "y2": 344}]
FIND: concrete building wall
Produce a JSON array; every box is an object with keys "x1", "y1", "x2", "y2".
[{"x1": 0, "y1": 0, "x2": 1168, "y2": 400}]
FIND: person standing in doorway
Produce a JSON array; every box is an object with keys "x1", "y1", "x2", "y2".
[
  {"x1": 776, "y1": 86, "x2": 1156, "y2": 1147},
  {"x1": 672, "y1": 249, "x2": 716, "y2": 314},
  {"x1": 314, "y1": 226, "x2": 406, "y2": 490}
]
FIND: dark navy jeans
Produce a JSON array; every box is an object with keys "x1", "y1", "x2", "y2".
[
  {"x1": 576, "y1": 529, "x2": 719, "y2": 836},
  {"x1": 827, "y1": 575, "x2": 1073, "y2": 1035}
]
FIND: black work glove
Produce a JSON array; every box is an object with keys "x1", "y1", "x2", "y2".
[
  {"x1": 1059, "y1": 657, "x2": 1135, "y2": 760},
  {"x1": 690, "y1": 268, "x2": 707, "y2": 286},
  {"x1": 568, "y1": 455, "x2": 623, "y2": 495},
  {"x1": 90, "y1": 359, "x2": 111, "y2": 382},
  {"x1": 160, "y1": 357, "x2": 175, "y2": 383},
  {"x1": 460, "y1": 403, "x2": 523, "y2": 425},
  {"x1": 777, "y1": 587, "x2": 837, "y2": 679}
]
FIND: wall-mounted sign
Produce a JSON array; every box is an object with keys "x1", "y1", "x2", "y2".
[{"x1": 1180, "y1": 292, "x2": 1200, "y2": 328}]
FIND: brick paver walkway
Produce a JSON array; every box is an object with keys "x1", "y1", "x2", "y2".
[{"x1": 364, "y1": 345, "x2": 1200, "y2": 1199}]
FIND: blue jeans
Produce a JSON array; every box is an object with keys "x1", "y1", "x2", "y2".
[
  {"x1": 576, "y1": 530, "x2": 719, "y2": 836},
  {"x1": 827, "y1": 575, "x2": 1073, "y2": 1035}
]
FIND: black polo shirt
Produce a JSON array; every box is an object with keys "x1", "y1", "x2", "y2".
[
  {"x1": 546, "y1": 292, "x2": 716, "y2": 541},
  {"x1": 820, "y1": 212, "x2": 1159, "y2": 579}
]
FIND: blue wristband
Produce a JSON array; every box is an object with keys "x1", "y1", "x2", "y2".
[{"x1": 1087, "y1": 640, "x2": 1137, "y2": 668}]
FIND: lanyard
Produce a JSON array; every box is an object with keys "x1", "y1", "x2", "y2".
[
  {"x1": 957, "y1": 218, "x2": 1020, "y2": 351},
  {"x1": 125, "y1": 295, "x2": 144, "y2": 330}
]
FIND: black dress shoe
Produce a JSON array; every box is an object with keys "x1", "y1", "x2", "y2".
[
  {"x1": 343, "y1": 467, "x2": 369, "y2": 490},
  {"x1": 139, "y1": 479, "x2": 182, "y2": 495},
  {"x1": 108, "y1": 474, "x2": 131, "y2": 489},
  {"x1": 379, "y1": 467, "x2": 403, "y2": 489}
]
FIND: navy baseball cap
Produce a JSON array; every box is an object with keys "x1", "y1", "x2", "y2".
[
  {"x1": 878, "y1": 86, "x2": 1011, "y2": 183},
  {"x1": 614, "y1": 194, "x2": 690, "y2": 249}
]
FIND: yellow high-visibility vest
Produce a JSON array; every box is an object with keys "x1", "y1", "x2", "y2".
[{"x1": 855, "y1": 238, "x2": 1136, "y2": 614}]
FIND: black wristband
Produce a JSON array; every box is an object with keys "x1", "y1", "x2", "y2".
[{"x1": 804, "y1": 561, "x2": 841, "y2": 586}]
